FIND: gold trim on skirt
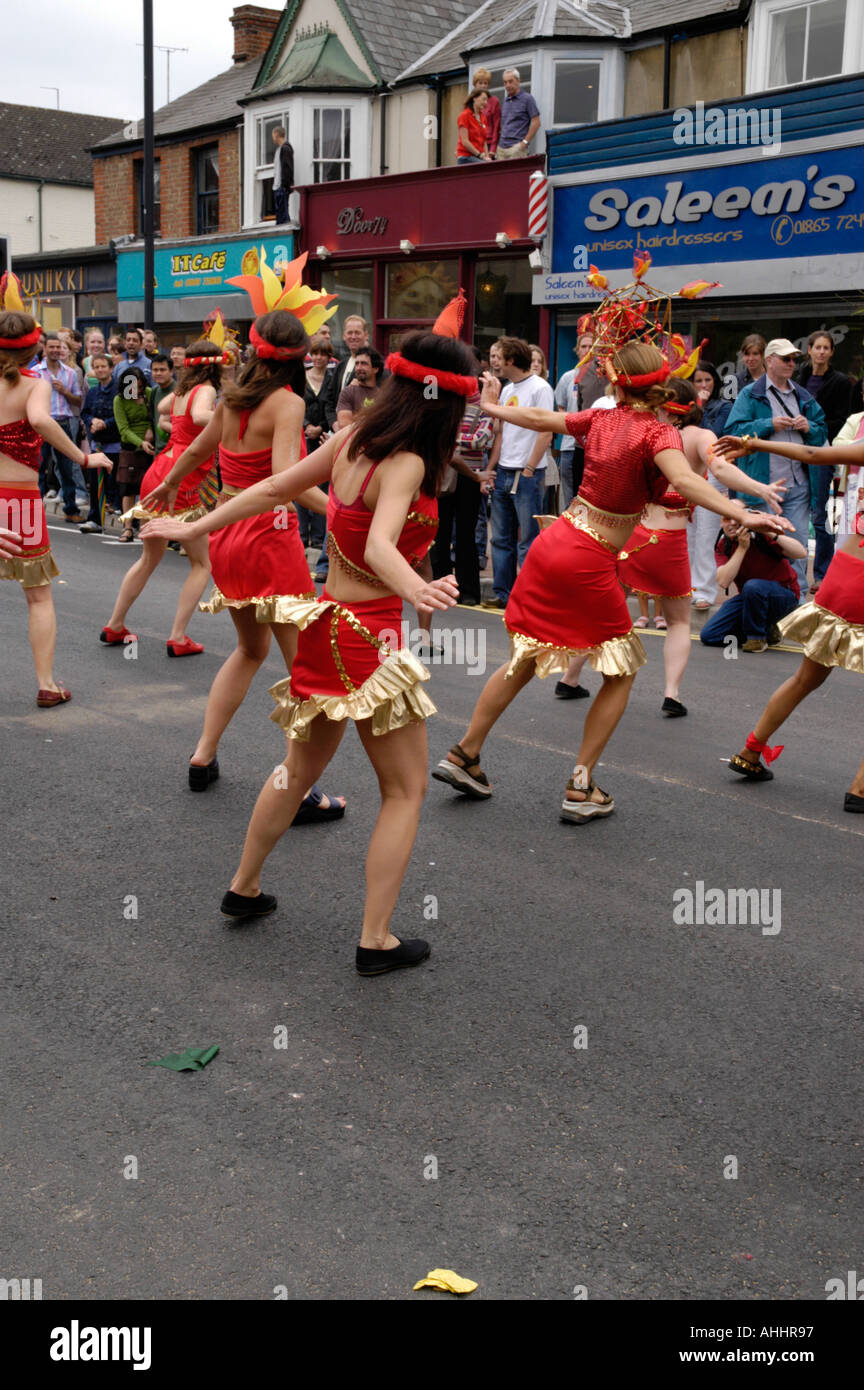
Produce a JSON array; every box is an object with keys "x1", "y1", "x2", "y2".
[
  {"x1": 0, "y1": 549, "x2": 59, "y2": 588},
  {"x1": 505, "y1": 626, "x2": 647, "y2": 680},
  {"x1": 269, "y1": 641, "x2": 436, "y2": 741},
  {"x1": 122, "y1": 501, "x2": 211, "y2": 525},
  {"x1": 198, "y1": 585, "x2": 317, "y2": 621},
  {"x1": 778, "y1": 600, "x2": 864, "y2": 673}
]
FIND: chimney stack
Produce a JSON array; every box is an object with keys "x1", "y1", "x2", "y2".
[{"x1": 231, "y1": 5, "x2": 281, "y2": 64}]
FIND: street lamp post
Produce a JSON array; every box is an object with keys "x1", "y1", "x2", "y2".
[{"x1": 142, "y1": 0, "x2": 155, "y2": 329}]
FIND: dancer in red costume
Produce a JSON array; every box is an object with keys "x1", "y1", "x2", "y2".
[
  {"x1": 100, "y1": 336, "x2": 224, "y2": 656},
  {"x1": 616, "y1": 376, "x2": 787, "y2": 716},
  {"x1": 0, "y1": 288, "x2": 112, "y2": 705},
  {"x1": 714, "y1": 429, "x2": 864, "y2": 812},
  {"x1": 433, "y1": 340, "x2": 789, "y2": 822},
  {"x1": 142, "y1": 308, "x2": 343, "y2": 820},
  {"x1": 146, "y1": 325, "x2": 470, "y2": 973}
]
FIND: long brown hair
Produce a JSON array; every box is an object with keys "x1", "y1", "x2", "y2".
[
  {"x1": 666, "y1": 375, "x2": 702, "y2": 426},
  {"x1": 176, "y1": 338, "x2": 224, "y2": 395},
  {"x1": 611, "y1": 341, "x2": 676, "y2": 411},
  {"x1": 0, "y1": 311, "x2": 39, "y2": 383},
  {"x1": 222, "y1": 310, "x2": 308, "y2": 413},
  {"x1": 347, "y1": 331, "x2": 477, "y2": 495}
]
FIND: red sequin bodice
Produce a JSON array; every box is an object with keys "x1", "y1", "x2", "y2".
[
  {"x1": 564, "y1": 405, "x2": 683, "y2": 517},
  {"x1": 327, "y1": 461, "x2": 438, "y2": 582},
  {"x1": 0, "y1": 418, "x2": 42, "y2": 471}
]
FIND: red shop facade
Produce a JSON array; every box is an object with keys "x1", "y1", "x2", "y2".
[{"x1": 298, "y1": 158, "x2": 548, "y2": 360}]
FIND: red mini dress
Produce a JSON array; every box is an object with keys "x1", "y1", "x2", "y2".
[
  {"x1": 504, "y1": 405, "x2": 682, "y2": 676},
  {"x1": 0, "y1": 416, "x2": 58, "y2": 588},
  {"x1": 201, "y1": 388, "x2": 315, "y2": 621},
  {"x1": 270, "y1": 455, "x2": 439, "y2": 740},
  {"x1": 128, "y1": 385, "x2": 218, "y2": 523},
  {"x1": 617, "y1": 483, "x2": 693, "y2": 600}
]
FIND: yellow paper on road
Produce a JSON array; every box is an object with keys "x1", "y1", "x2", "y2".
[{"x1": 413, "y1": 1268, "x2": 478, "y2": 1294}]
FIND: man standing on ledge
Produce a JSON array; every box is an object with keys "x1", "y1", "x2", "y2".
[
  {"x1": 272, "y1": 126, "x2": 294, "y2": 226},
  {"x1": 496, "y1": 69, "x2": 541, "y2": 159}
]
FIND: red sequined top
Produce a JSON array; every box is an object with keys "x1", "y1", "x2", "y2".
[
  {"x1": 0, "y1": 418, "x2": 42, "y2": 471},
  {"x1": 327, "y1": 441, "x2": 438, "y2": 586},
  {"x1": 564, "y1": 405, "x2": 683, "y2": 518}
]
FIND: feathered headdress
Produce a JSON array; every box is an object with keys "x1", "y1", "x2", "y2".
[
  {"x1": 0, "y1": 271, "x2": 42, "y2": 349},
  {"x1": 580, "y1": 255, "x2": 719, "y2": 386},
  {"x1": 227, "y1": 248, "x2": 338, "y2": 337}
]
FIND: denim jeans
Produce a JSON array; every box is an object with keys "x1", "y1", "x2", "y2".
[
  {"x1": 810, "y1": 465, "x2": 835, "y2": 584},
  {"x1": 558, "y1": 448, "x2": 585, "y2": 510},
  {"x1": 700, "y1": 579, "x2": 798, "y2": 645},
  {"x1": 39, "y1": 417, "x2": 79, "y2": 516},
  {"x1": 490, "y1": 466, "x2": 545, "y2": 601}
]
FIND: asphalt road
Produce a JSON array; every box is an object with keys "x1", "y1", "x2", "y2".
[{"x1": 2, "y1": 522, "x2": 861, "y2": 1301}]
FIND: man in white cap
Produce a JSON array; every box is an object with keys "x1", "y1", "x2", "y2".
[{"x1": 725, "y1": 337, "x2": 827, "y2": 597}]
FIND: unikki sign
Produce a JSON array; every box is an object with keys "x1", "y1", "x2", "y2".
[{"x1": 336, "y1": 206, "x2": 389, "y2": 237}]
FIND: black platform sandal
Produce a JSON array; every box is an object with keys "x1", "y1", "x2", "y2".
[
  {"x1": 291, "y1": 784, "x2": 346, "y2": 825},
  {"x1": 432, "y1": 743, "x2": 492, "y2": 799},
  {"x1": 189, "y1": 757, "x2": 219, "y2": 791},
  {"x1": 560, "y1": 778, "x2": 614, "y2": 823},
  {"x1": 729, "y1": 753, "x2": 773, "y2": 781}
]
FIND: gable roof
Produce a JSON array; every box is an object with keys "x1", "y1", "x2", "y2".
[
  {"x1": 254, "y1": 26, "x2": 375, "y2": 95},
  {"x1": 0, "y1": 104, "x2": 126, "y2": 185},
  {"x1": 92, "y1": 57, "x2": 263, "y2": 153},
  {"x1": 395, "y1": 0, "x2": 750, "y2": 83}
]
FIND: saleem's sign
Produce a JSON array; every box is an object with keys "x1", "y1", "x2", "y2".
[
  {"x1": 551, "y1": 145, "x2": 864, "y2": 295},
  {"x1": 117, "y1": 234, "x2": 294, "y2": 302}
]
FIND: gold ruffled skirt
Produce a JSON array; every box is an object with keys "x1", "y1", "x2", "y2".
[
  {"x1": 779, "y1": 602, "x2": 864, "y2": 672},
  {"x1": 505, "y1": 627, "x2": 647, "y2": 679}
]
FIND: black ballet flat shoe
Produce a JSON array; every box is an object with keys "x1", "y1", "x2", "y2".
[
  {"x1": 291, "y1": 785, "x2": 345, "y2": 825},
  {"x1": 844, "y1": 792, "x2": 864, "y2": 814},
  {"x1": 662, "y1": 697, "x2": 687, "y2": 717},
  {"x1": 356, "y1": 936, "x2": 431, "y2": 976},
  {"x1": 189, "y1": 757, "x2": 219, "y2": 791},
  {"x1": 555, "y1": 681, "x2": 590, "y2": 700},
  {"x1": 220, "y1": 889, "x2": 277, "y2": 919}
]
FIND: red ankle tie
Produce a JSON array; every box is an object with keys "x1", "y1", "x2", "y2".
[{"x1": 746, "y1": 732, "x2": 784, "y2": 763}]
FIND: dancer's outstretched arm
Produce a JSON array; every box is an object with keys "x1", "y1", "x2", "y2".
[
  {"x1": 364, "y1": 454, "x2": 459, "y2": 616},
  {"x1": 715, "y1": 434, "x2": 864, "y2": 469},
  {"x1": 479, "y1": 373, "x2": 569, "y2": 434},
  {"x1": 655, "y1": 448, "x2": 791, "y2": 536},
  {"x1": 26, "y1": 379, "x2": 112, "y2": 471},
  {"x1": 697, "y1": 429, "x2": 787, "y2": 513}
]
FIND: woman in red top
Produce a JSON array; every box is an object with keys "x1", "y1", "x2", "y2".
[
  {"x1": 456, "y1": 89, "x2": 491, "y2": 164},
  {"x1": 100, "y1": 339, "x2": 222, "y2": 657},
  {"x1": 142, "y1": 310, "x2": 338, "y2": 816},
  {"x1": 0, "y1": 304, "x2": 112, "y2": 705},
  {"x1": 433, "y1": 341, "x2": 788, "y2": 821},
  {"x1": 714, "y1": 429, "x2": 864, "y2": 811},
  {"x1": 146, "y1": 330, "x2": 469, "y2": 975}
]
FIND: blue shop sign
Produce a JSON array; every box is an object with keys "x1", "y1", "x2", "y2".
[
  {"x1": 551, "y1": 146, "x2": 863, "y2": 290},
  {"x1": 117, "y1": 232, "x2": 295, "y2": 302}
]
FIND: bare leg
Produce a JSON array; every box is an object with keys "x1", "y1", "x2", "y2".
[
  {"x1": 122, "y1": 495, "x2": 136, "y2": 535},
  {"x1": 661, "y1": 596, "x2": 692, "y2": 700},
  {"x1": 167, "y1": 532, "x2": 211, "y2": 643},
  {"x1": 566, "y1": 672, "x2": 636, "y2": 803},
  {"x1": 190, "y1": 606, "x2": 271, "y2": 766},
  {"x1": 269, "y1": 621, "x2": 344, "y2": 811},
  {"x1": 230, "y1": 715, "x2": 347, "y2": 894},
  {"x1": 736, "y1": 656, "x2": 831, "y2": 766},
  {"x1": 355, "y1": 718, "x2": 429, "y2": 948},
  {"x1": 448, "y1": 658, "x2": 537, "y2": 770},
  {"x1": 25, "y1": 584, "x2": 58, "y2": 690},
  {"x1": 559, "y1": 653, "x2": 589, "y2": 687},
  {"x1": 106, "y1": 535, "x2": 167, "y2": 630}
]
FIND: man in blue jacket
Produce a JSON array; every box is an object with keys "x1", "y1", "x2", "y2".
[{"x1": 724, "y1": 338, "x2": 827, "y2": 598}]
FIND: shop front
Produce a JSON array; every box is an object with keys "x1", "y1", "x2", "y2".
[
  {"x1": 541, "y1": 74, "x2": 864, "y2": 389},
  {"x1": 12, "y1": 247, "x2": 118, "y2": 341},
  {"x1": 116, "y1": 229, "x2": 297, "y2": 347},
  {"x1": 299, "y1": 159, "x2": 547, "y2": 359}
]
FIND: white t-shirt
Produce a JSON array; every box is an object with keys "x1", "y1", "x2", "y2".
[{"x1": 498, "y1": 373, "x2": 555, "y2": 469}]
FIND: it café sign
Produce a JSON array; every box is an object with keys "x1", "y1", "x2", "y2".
[{"x1": 336, "y1": 206, "x2": 389, "y2": 238}]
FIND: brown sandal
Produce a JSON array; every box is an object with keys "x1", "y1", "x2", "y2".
[
  {"x1": 37, "y1": 685, "x2": 72, "y2": 707},
  {"x1": 432, "y1": 742, "x2": 492, "y2": 799},
  {"x1": 560, "y1": 778, "x2": 614, "y2": 823}
]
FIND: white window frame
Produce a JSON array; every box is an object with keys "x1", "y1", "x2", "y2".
[
  {"x1": 550, "y1": 57, "x2": 605, "y2": 128},
  {"x1": 746, "y1": 0, "x2": 864, "y2": 92},
  {"x1": 244, "y1": 98, "x2": 371, "y2": 229},
  {"x1": 475, "y1": 45, "x2": 624, "y2": 153}
]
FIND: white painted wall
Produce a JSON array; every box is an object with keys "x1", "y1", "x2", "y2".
[
  {"x1": 385, "y1": 88, "x2": 436, "y2": 173},
  {"x1": 1, "y1": 178, "x2": 95, "y2": 255}
]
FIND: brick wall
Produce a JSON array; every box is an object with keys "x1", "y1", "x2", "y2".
[
  {"x1": 94, "y1": 129, "x2": 241, "y2": 243},
  {"x1": 230, "y1": 5, "x2": 281, "y2": 64}
]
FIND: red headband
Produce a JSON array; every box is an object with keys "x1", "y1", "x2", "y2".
[
  {"x1": 0, "y1": 325, "x2": 42, "y2": 350},
  {"x1": 385, "y1": 352, "x2": 477, "y2": 398},
  {"x1": 249, "y1": 323, "x2": 308, "y2": 359},
  {"x1": 183, "y1": 353, "x2": 230, "y2": 366},
  {"x1": 663, "y1": 400, "x2": 691, "y2": 415},
  {"x1": 618, "y1": 363, "x2": 671, "y2": 388}
]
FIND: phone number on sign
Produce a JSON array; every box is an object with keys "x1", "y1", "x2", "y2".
[{"x1": 771, "y1": 211, "x2": 864, "y2": 244}]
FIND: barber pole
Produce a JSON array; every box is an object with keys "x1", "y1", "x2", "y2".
[{"x1": 528, "y1": 170, "x2": 548, "y2": 240}]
